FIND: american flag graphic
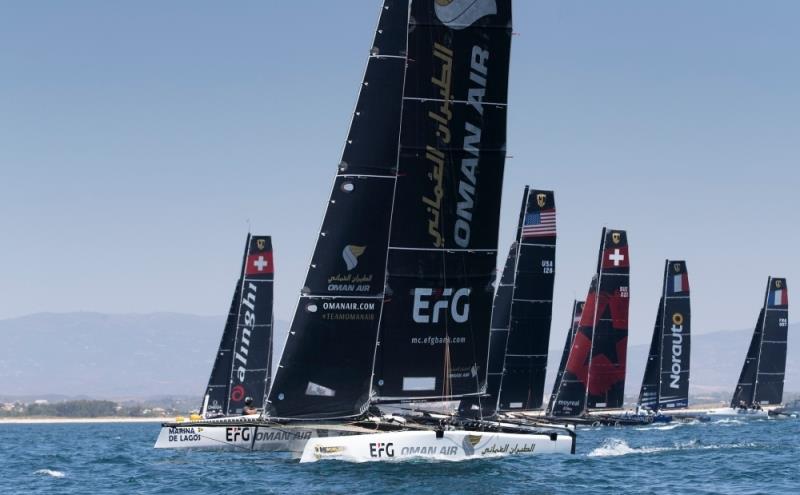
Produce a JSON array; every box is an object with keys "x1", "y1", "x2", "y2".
[{"x1": 522, "y1": 209, "x2": 556, "y2": 238}]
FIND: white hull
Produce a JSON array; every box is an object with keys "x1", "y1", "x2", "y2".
[
  {"x1": 299, "y1": 429, "x2": 574, "y2": 463},
  {"x1": 154, "y1": 419, "x2": 373, "y2": 452},
  {"x1": 703, "y1": 407, "x2": 769, "y2": 419}
]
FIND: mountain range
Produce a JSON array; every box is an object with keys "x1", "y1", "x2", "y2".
[{"x1": 0, "y1": 312, "x2": 796, "y2": 400}]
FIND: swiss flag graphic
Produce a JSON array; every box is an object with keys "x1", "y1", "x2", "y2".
[
  {"x1": 246, "y1": 251, "x2": 274, "y2": 276},
  {"x1": 602, "y1": 246, "x2": 629, "y2": 269}
]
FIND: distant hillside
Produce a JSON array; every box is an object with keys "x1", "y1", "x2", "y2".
[
  {"x1": 545, "y1": 323, "x2": 800, "y2": 398},
  {"x1": 0, "y1": 312, "x2": 796, "y2": 400},
  {"x1": 0, "y1": 312, "x2": 289, "y2": 399}
]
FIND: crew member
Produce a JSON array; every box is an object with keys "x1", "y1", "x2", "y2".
[{"x1": 243, "y1": 397, "x2": 258, "y2": 415}]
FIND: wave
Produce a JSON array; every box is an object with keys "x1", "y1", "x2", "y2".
[
  {"x1": 34, "y1": 469, "x2": 66, "y2": 478},
  {"x1": 587, "y1": 438, "x2": 758, "y2": 457},
  {"x1": 634, "y1": 423, "x2": 682, "y2": 431},
  {"x1": 588, "y1": 439, "x2": 668, "y2": 457}
]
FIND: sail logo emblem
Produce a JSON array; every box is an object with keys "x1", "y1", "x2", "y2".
[
  {"x1": 434, "y1": 0, "x2": 497, "y2": 30},
  {"x1": 611, "y1": 232, "x2": 621, "y2": 244},
  {"x1": 342, "y1": 245, "x2": 366, "y2": 271},
  {"x1": 536, "y1": 193, "x2": 547, "y2": 208},
  {"x1": 369, "y1": 442, "x2": 395, "y2": 458},
  {"x1": 669, "y1": 312, "x2": 685, "y2": 389},
  {"x1": 256, "y1": 238, "x2": 266, "y2": 250},
  {"x1": 412, "y1": 288, "x2": 471, "y2": 323},
  {"x1": 776, "y1": 279, "x2": 783, "y2": 289},
  {"x1": 674, "y1": 263, "x2": 681, "y2": 273},
  {"x1": 230, "y1": 384, "x2": 245, "y2": 402},
  {"x1": 608, "y1": 249, "x2": 625, "y2": 266}
]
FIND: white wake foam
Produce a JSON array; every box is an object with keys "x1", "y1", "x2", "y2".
[
  {"x1": 588, "y1": 438, "x2": 758, "y2": 457},
  {"x1": 634, "y1": 423, "x2": 681, "y2": 431},
  {"x1": 35, "y1": 469, "x2": 66, "y2": 478},
  {"x1": 588, "y1": 439, "x2": 668, "y2": 457}
]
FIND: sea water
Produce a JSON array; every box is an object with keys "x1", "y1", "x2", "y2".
[{"x1": 0, "y1": 418, "x2": 797, "y2": 494}]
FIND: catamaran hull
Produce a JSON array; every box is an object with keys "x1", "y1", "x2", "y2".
[
  {"x1": 154, "y1": 424, "x2": 355, "y2": 452},
  {"x1": 299, "y1": 429, "x2": 574, "y2": 463},
  {"x1": 703, "y1": 407, "x2": 769, "y2": 419}
]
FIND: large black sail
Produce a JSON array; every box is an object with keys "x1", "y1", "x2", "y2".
[
  {"x1": 639, "y1": 260, "x2": 691, "y2": 410},
  {"x1": 496, "y1": 189, "x2": 556, "y2": 411},
  {"x1": 731, "y1": 277, "x2": 789, "y2": 407},
  {"x1": 546, "y1": 300, "x2": 584, "y2": 416},
  {"x1": 459, "y1": 240, "x2": 517, "y2": 418},
  {"x1": 373, "y1": 0, "x2": 513, "y2": 402},
  {"x1": 266, "y1": 0, "x2": 407, "y2": 419},
  {"x1": 202, "y1": 239, "x2": 248, "y2": 416},
  {"x1": 225, "y1": 235, "x2": 275, "y2": 415},
  {"x1": 551, "y1": 228, "x2": 630, "y2": 416}
]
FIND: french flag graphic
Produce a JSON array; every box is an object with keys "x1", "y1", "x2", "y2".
[
  {"x1": 670, "y1": 272, "x2": 689, "y2": 294},
  {"x1": 771, "y1": 288, "x2": 787, "y2": 306}
]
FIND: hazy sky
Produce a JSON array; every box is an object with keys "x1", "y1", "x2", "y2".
[{"x1": 1, "y1": 1, "x2": 797, "y2": 347}]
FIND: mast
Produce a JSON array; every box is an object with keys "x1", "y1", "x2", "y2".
[
  {"x1": 546, "y1": 300, "x2": 583, "y2": 416},
  {"x1": 495, "y1": 188, "x2": 556, "y2": 411},
  {"x1": 371, "y1": 1, "x2": 513, "y2": 404},
  {"x1": 201, "y1": 235, "x2": 249, "y2": 416},
  {"x1": 225, "y1": 235, "x2": 275, "y2": 415}
]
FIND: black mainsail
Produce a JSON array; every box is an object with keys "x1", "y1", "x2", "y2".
[
  {"x1": 267, "y1": 0, "x2": 513, "y2": 419},
  {"x1": 372, "y1": 0, "x2": 512, "y2": 404},
  {"x1": 731, "y1": 277, "x2": 789, "y2": 407},
  {"x1": 545, "y1": 300, "x2": 584, "y2": 416},
  {"x1": 202, "y1": 234, "x2": 274, "y2": 417},
  {"x1": 550, "y1": 228, "x2": 630, "y2": 416},
  {"x1": 638, "y1": 260, "x2": 691, "y2": 410},
  {"x1": 461, "y1": 188, "x2": 556, "y2": 416},
  {"x1": 493, "y1": 188, "x2": 556, "y2": 411}
]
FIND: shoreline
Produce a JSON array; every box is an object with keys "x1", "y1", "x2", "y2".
[{"x1": 0, "y1": 416, "x2": 171, "y2": 425}]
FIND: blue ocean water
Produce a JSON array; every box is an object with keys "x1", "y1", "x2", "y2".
[{"x1": 0, "y1": 418, "x2": 797, "y2": 494}]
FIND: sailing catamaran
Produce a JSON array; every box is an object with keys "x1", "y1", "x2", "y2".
[
  {"x1": 460, "y1": 187, "x2": 556, "y2": 418},
  {"x1": 636, "y1": 260, "x2": 691, "y2": 418},
  {"x1": 154, "y1": 234, "x2": 323, "y2": 450},
  {"x1": 548, "y1": 228, "x2": 635, "y2": 425},
  {"x1": 707, "y1": 277, "x2": 789, "y2": 418},
  {"x1": 158, "y1": 0, "x2": 575, "y2": 460}
]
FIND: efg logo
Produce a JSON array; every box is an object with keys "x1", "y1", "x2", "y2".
[
  {"x1": 412, "y1": 288, "x2": 470, "y2": 323},
  {"x1": 434, "y1": 0, "x2": 497, "y2": 30},
  {"x1": 369, "y1": 442, "x2": 395, "y2": 458}
]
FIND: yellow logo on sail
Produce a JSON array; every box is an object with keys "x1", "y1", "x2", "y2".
[{"x1": 434, "y1": 0, "x2": 497, "y2": 30}]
